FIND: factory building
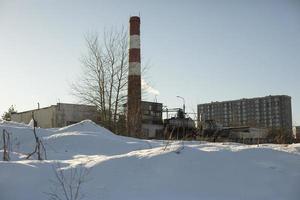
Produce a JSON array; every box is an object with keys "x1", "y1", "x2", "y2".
[
  {"x1": 141, "y1": 101, "x2": 164, "y2": 138},
  {"x1": 296, "y1": 126, "x2": 300, "y2": 142},
  {"x1": 198, "y1": 95, "x2": 292, "y2": 133},
  {"x1": 163, "y1": 111, "x2": 196, "y2": 139},
  {"x1": 123, "y1": 101, "x2": 164, "y2": 139},
  {"x1": 11, "y1": 103, "x2": 99, "y2": 128}
]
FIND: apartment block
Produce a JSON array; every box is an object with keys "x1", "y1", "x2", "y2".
[{"x1": 197, "y1": 95, "x2": 292, "y2": 132}]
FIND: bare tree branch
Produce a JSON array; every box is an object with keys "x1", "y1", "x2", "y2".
[
  {"x1": 71, "y1": 27, "x2": 151, "y2": 133},
  {"x1": 45, "y1": 163, "x2": 90, "y2": 200}
]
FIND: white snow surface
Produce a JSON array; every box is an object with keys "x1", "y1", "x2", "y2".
[{"x1": 0, "y1": 120, "x2": 300, "y2": 200}]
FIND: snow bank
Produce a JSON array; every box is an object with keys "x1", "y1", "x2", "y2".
[
  {"x1": 0, "y1": 120, "x2": 300, "y2": 200},
  {"x1": 44, "y1": 120, "x2": 151, "y2": 159}
]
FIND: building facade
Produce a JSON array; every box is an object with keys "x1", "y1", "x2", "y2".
[
  {"x1": 124, "y1": 101, "x2": 164, "y2": 138},
  {"x1": 11, "y1": 103, "x2": 99, "y2": 128},
  {"x1": 141, "y1": 101, "x2": 164, "y2": 138},
  {"x1": 198, "y1": 95, "x2": 292, "y2": 132},
  {"x1": 296, "y1": 126, "x2": 300, "y2": 142}
]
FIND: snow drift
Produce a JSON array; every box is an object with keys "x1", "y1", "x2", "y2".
[{"x1": 0, "y1": 120, "x2": 300, "y2": 200}]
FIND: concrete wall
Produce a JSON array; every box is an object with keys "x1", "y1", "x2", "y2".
[
  {"x1": 296, "y1": 126, "x2": 300, "y2": 141},
  {"x1": 55, "y1": 103, "x2": 98, "y2": 127},
  {"x1": 11, "y1": 106, "x2": 55, "y2": 128},
  {"x1": 140, "y1": 101, "x2": 163, "y2": 138},
  {"x1": 233, "y1": 128, "x2": 268, "y2": 139},
  {"x1": 167, "y1": 118, "x2": 195, "y2": 129},
  {"x1": 11, "y1": 110, "x2": 32, "y2": 125},
  {"x1": 141, "y1": 101, "x2": 163, "y2": 124}
]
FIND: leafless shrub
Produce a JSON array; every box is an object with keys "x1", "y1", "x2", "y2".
[
  {"x1": 26, "y1": 113, "x2": 47, "y2": 160},
  {"x1": 45, "y1": 163, "x2": 91, "y2": 200}
]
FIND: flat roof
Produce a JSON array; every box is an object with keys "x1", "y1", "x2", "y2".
[
  {"x1": 197, "y1": 95, "x2": 291, "y2": 106},
  {"x1": 12, "y1": 103, "x2": 96, "y2": 115}
]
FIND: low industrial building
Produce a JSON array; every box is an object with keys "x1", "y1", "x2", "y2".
[
  {"x1": 141, "y1": 101, "x2": 164, "y2": 138},
  {"x1": 123, "y1": 101, "x2": 164, "y2": 139},
  {"x1": 229, "y1": 127, "x2": 269, "y2": 144},
  {"x1": 163, "y1": 108, "x2": 196, "y2": 139},
  {"x1": 11, "y1": 103, "x2": 99, "y2": 128},
  {"x1": 296, "y1": 126, "x2": 300, "y2": 142},
  {"x1": 201, "y1": 119, "x2": 269, "y2": 143}
]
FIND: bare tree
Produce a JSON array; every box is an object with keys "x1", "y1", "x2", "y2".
[
  {"x1": 45, "y1": 163, "x2": 90, "y2": 200},
  {"x1": 71, "y1": 27, "x2": 155, "y2": 134},
  {"x1": 71, "y1": 28, "x2": 129, "y2": 132}
]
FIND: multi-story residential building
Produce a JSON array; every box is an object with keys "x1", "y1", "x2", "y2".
[{"x1": 197, "y1": 95, "x2": 292, "y2": 132}]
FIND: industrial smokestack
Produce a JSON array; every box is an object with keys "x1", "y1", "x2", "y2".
[{"x1": 127, "y1": 16, "x2": 142, "y2": 137}]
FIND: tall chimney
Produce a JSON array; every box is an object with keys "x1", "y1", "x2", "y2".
[{"x1": 127, "y1": 16, "x2": 142, "y2": 137}]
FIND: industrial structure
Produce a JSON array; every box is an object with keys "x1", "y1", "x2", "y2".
[
  {"x1": 296, "y1": 126, "x2": 300, "y2": 142},
  {"x1": 141, "y1": 101, "x2": 164, "y2": 138},
  {"x1": 11, "y1": 103, "x2": 99, "y2": 128},
  {"x1": 123, "y1": 101, "x2": 164, "y2": 138},
  {"x1": 200, "y1": 119, "x2": 269, "y2": 144},
  {"x1": 198, "y1": 95, "x2": 292, "y2": 133},
  {"x1": 127, "y1": 16, "x2": 142, "y2": 138},
  {"x1": 125, "y1": 16, "x2": 197, "y2": 140},
  {"x1": 124, "y1": 101, "x2": 198, "y2": 139},
  {"x1": 163, "y1": 108, "x2": 196, "y2": 140}
]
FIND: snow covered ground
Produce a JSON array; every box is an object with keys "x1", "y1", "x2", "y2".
[{"x1": 0, "y1": 120, "x2": 300, "y2": 200}]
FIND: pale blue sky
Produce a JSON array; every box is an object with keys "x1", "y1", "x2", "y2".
[{"x1": 0, "y1": 0, "x2": 299, "y2": 125}]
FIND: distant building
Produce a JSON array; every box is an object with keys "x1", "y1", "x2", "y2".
[
  {"x1": 141, "y1": 101, "x2": 164, "y2": 138},
  {"x1": 229, "y1": 127, "x2": 269, "y2": 144},
  {"x1": 296, "y1": 126, "x2": 300, "y2": 142},
  {"x1": 198, "y1": 95, "x2": 292, "y2": 133},
  {"x1": 11, "y1": 103, "x2": 99, "y2": 128},
  {"x1": 162, "y1": 108, "x2": 196, "y2": 139},
  {"x1": 124, "y1": 101, "x2": 164, "y2": 138}
]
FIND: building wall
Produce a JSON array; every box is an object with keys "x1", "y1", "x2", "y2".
[
  {"x1": 141, "y1": 101, "x2": 163, "y2": 138},
  {"x1": 198, "y1": 95, "x2": 292, "y2": 132},
  {"x1": 55, "y1": 103, "x2": 98, "y2": 127},
  {"x1": 11, "y1": 103, "x2": 98, "y2": 128},
  {"x1": 11, "y1": 106, "x2": 56, "y2": 128},
  {"x1": 141, "y1": 101, "x2": 163, "y2": 124},
  {"x1": 296, "y1": 126, "x2": 300, "y2": 141},
  {"x1": 231, "y1": 128, "x2": 268, "y2": 139}
]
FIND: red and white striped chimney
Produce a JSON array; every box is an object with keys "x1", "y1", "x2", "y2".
[{"x1": 127, "y1": 16, "x2": 142, "y2": 137}]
